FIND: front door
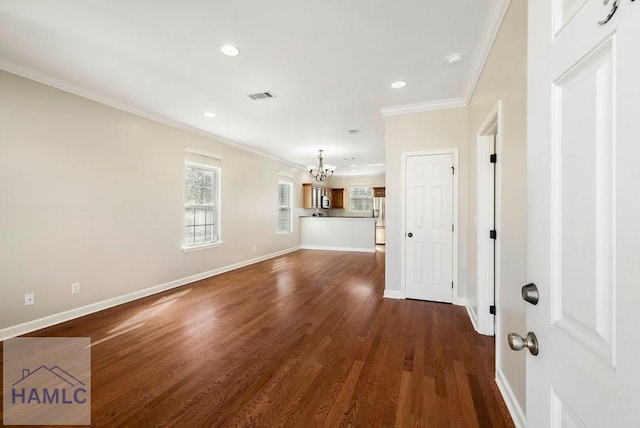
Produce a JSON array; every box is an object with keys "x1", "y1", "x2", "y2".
[
  {"x1": 527, "y1": 0, "x2": 640, "y2": 426},
  {"x1": 405, "y1": 153, "x2": 453, "y2": 303}
]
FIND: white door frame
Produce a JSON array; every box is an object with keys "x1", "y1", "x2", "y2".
[
  {"x1": 475, "y1": 101, "x2": 503, "y2": 336},
  {"x1": 400, "y1": 149, "x2": 460, "y2": 304}
]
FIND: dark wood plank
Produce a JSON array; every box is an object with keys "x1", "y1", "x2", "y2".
[{"x1": 0, "y1": 249, "x2": 514, "y2": 427}]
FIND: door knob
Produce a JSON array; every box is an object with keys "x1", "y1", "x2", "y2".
[
  {"x1": 407, "y1": 232, "x2": 413, "y2": 237},
  {"x1": 508, "y1": 332, "x2": 539, "y2": 356}
]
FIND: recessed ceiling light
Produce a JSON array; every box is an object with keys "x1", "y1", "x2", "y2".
[
  {"x1": 221, "y1": 45, "x2": 240, "y2": 57},
  {"x1": 366, "y1": 163, "x2": 385, "y2": 167},
  {"x1": 350, "y1": 164, "x2": 357, "y2": 167},
  {"x1": 204, "y1": 112, "x2": 217, "y2": 118},
  {"x1": 447, "y1": 53, "x2": 464, "y2": 65},
  {"x1": 390, "y1": 80, "x2": 407, "y2": 89}
]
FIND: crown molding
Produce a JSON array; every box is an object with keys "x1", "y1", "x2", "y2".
[
  {"x1": 331, "y1": 171, "x2": 386, "y2": 178},
  {"x1": 463, "y1": 0, "x2": 512, "y2": 104},
  {"x1": 379, "y1": 0, "x2": 512, "y2": 116},
  {"x1": 0, "y1": 59, "x2": 307, "y2": 171},
  {"x1": 380, "y1": 98, "x2": 467, "y2": 116}
]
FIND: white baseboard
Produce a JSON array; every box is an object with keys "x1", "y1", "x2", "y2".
[
  {"x1": 301, "y1": 245, "x2": 375, "y2": 253},
  {"x1": 383, "y1": 289, "x2": 404, "y2": 299},
  {"x1": 453, "y1": 296, "x2": 468, "y2": 307},
  {"x1": 465, "y1": 301, "x2": 480, "y2": 333},
  {"x1": 496, "y1": 366, "x2": 526, "y2": 428},
  {"x1": 0, "y1": 246, "x2": 301, "y2": 341},
  {"x1": 384, "y1": 293, "x2": 468, "y2": 302}
]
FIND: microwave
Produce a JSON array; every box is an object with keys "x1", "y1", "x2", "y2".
[{"x1": 321, "y1": 195, "x2": 331, "y2": 209}]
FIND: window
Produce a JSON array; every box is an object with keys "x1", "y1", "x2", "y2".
[
  {"x1": 349, "y1": 185, "x2": 372, "y2": 212},
  {"x1": 184, "y1": 149, "x2": 221, "y2": 249},
  {"x1": 278, "y1": 180, "x2": 293, "y2": 233}
]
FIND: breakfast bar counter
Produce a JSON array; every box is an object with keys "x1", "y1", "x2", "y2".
[{"x1": 300, "y1": 216, "x2": 376, "y2": 253}]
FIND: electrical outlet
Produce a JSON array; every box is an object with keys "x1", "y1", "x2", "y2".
[
  {"x1": 24, "y1": 293, "x2": 35, "y2": 306},
  {"x1": 71, "y1": 282, "x2": 80, "y2": 294}
]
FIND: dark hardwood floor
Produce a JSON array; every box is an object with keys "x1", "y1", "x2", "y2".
[{"x1": 1, "y1": 250, "x2": 513, "y2": 427}]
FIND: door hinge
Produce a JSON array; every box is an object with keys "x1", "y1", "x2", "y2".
[
  {"x1": 490, "y1": 153, "x2": 497, "y2": 163},
  {"x1": 451, "y1": 166, "x2": 455, "y2": 174},
  {"x1": 489, "y1": 305, "x2": 496, "y2": 315},
  {"x1": 452, "y1": 281, "x2": 454, "y2": 289},
  {"x1": 490, "y1": 230, "x2": 497, "y2": 239},
  {"x1": 452, "y1": 224, "x2": 454, "y2": 232}
]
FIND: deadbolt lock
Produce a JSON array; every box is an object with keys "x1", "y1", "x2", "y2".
[{"x1": 521, "y1": 283, "x2": 539, "y2": 305}]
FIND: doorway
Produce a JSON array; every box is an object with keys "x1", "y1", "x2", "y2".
[
  {"x1": 475, "y1": 101, "x2": 502, "y2": 336},
  {"x1": 402, "y1": 150, "x2": 459, "y2": 303}
]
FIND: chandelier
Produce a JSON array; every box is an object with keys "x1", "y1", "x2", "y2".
[{"x1": 308, "y1": 150, "x2": 336, "y2": 182}]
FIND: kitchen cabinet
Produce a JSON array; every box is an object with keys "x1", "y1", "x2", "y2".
[
  {"x1": 373, "y1": 187, "x2": 386, "y2": 197},
  {"x1": 331, "y1": 188, "x2": 345, "y2": 209},
  {"x1": 302, "y1": 183, "x2": 329, "y2": 208},
  {"x1": 303, "y1": 183, "x2": 314, "y2": 208}
]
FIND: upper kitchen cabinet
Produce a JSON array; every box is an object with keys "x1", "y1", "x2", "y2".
[
  {"x1": 331, "y1": 188, "x2": 345, "y2": 209},
  {"x1": 302, "y1": 183, "x2": 314, "y2": 208},
  {"x1": 373, "y1": 187, "x2": 386, "y2": 197},
  {"x1": 302, "y1": 183, "x2": 329, "y2": 208}
]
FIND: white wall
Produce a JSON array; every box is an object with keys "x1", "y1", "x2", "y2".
[
  {"x1": 383, "y1": 107, "x2": 469, "y2": 297},
  {"x1": 467, "y1": 0, "x2": 528, "y2": 420},
  {"x1": 0, "y1": 70, "x2": 305, "y2": 333},
  {"x1": 328, "y1": 174, "x2": 385, "y2": 217},
  {"x1": 301, "y1": 217, "x2": 376, "y2": 252},
  {"x1": 382, "y1": 1, "x2": 527, "y2": 422}
]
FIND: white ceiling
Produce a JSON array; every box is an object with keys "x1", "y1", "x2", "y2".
[{"x1": 0, "y1": 0, "x2": 503, "y2": 176}]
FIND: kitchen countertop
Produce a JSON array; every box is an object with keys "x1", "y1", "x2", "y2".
[{"x1": 299, "y1": 216, "x2": 375, "y2": 219}]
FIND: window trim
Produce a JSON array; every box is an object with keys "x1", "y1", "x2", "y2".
[
  {"x1": 277, "y1": 180, "x2": 293, "y2": 234},
  {"x1": 349, "y1": 184, "x2": 373, "y2": 212},
  {"x1": 183, "y1": 241, "x2": 224, "y2": 253},
  {"x1": 183, "y1": 149, "x2": 222, "y2": 251}
]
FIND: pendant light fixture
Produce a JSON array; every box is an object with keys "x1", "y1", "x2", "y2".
[{"x1": 308, "y1": 150, "x2": 336, "y2": 182}]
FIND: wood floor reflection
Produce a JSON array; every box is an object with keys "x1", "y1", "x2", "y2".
[{"x1": 2, "y1": 249, "x2": 513, "y2": 427}]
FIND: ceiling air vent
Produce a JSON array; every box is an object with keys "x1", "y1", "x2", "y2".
[
  {"x1": 348, "y1": 128, "x2": 362, "y2": 134},
  {"x1": 248, "y1": 91, "x2": 276, "y2": 100}
]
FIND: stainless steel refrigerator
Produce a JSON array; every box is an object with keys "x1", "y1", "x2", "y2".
[{"x1": 373, "y1": 197, "x2": 386, "y2": 245}]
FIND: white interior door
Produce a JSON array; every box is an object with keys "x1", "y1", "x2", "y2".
[
  {"x1": 527, "y1": 1, "x2": 640, "y2": 426},
  {"x1": 405, "y1": 154, "x2": 453, "y2": 303}
]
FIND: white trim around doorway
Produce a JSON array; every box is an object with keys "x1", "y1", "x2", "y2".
[
  {"x1": 474, "y1": 101, "x2": 503, "y2": 337},
  {"x1": 399, "y1": 149, "x2": 461, "y2": 305}
]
